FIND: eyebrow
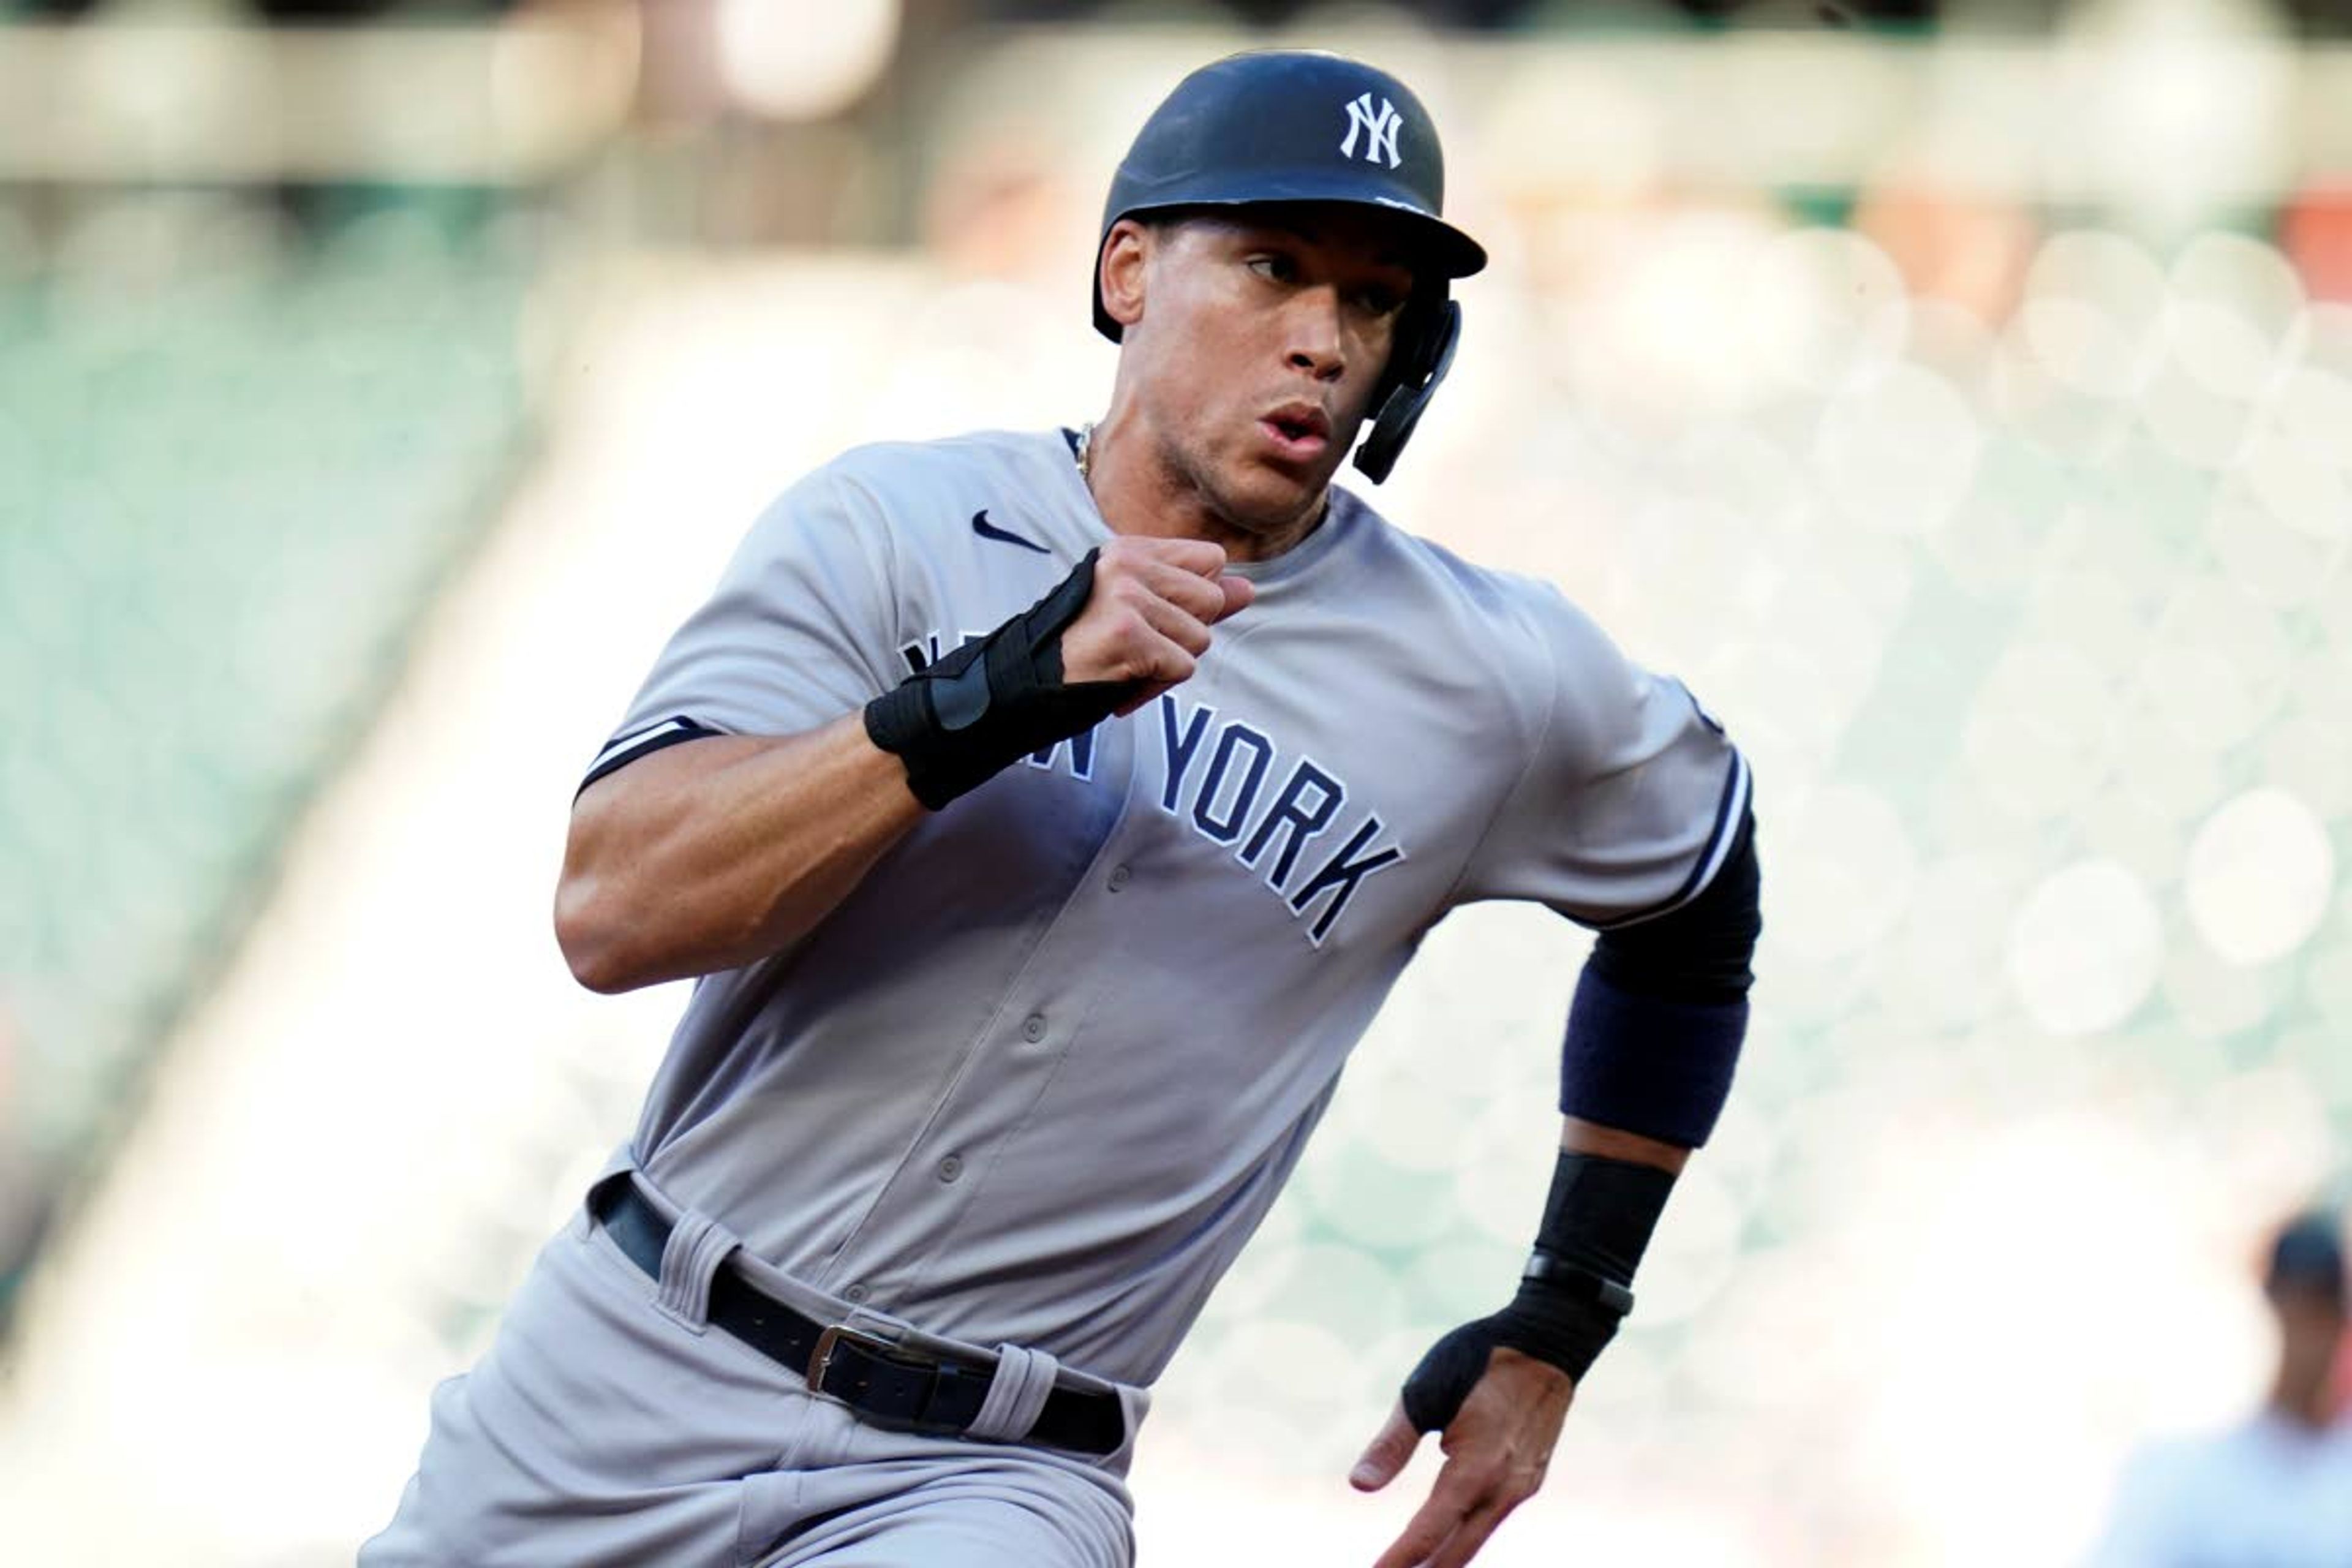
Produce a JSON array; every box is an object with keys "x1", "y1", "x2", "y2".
[{"x1": 1244, "y1": 219, "x2": 1416, "y2": 277}]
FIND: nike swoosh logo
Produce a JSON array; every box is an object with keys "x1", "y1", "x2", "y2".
[{"x1": 973, "y1": 510, "x2": 1050, "y2": 554}]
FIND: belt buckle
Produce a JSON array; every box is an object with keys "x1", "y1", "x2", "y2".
[
  {"x1": 806, "y1": 1322, "x2": 898, "y2": 1396},
  {"x1": 807, "y1": 1322, "x2": 974, "y2": 1438}
]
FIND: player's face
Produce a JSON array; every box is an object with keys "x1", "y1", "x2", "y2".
[
  {"x1": 1126, "y1": 207, "x2": 1418, "y2": 535},
  {"x1": 2271, "y1": 1281, "x2": 2346, "y2": 1400}
]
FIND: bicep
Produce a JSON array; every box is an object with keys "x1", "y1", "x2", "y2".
[
  {"x1": 1460, "y1": 587, "x2": 1749, "y2": 928},
  {"x1": 581, "y1": 471, "x2": 900, "y2": 797},
  {"x1": 571, "y1": 730, "x2": 781, "y2": 823},
  {"x1": 568, "y1": 715, "x2": 880, "y2": 839}
]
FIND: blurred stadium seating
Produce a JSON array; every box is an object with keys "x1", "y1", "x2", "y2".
[
  {"x1": 0, "y1": 190, "x2": 530, "y2": 1314},
  {"x1": 1, "y1": 2, "x2": 2349, "y2": 1566}
]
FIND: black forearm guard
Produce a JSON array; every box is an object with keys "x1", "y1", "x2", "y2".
[
  {"x1": 863, "y1": 548, "x2": 1134, "y2": 809},
  {"x1": 1400, "y1": 1152, "x2": 1676, "y2": 1433}
]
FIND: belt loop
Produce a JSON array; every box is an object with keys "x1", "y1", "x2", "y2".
[
  {"x1": 654, "y1": 1209, "x2": 739, "y2": 1332},
  {"x1": 965, "y1": 1343, "x2": 1060, "y2": 1443},
  {"x1": 578, "y1": 1154, "x2": 639, "y2": 1240}
]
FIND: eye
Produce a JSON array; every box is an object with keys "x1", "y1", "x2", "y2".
[
  {"x1": 1352, "y1": 284, "x2": 1405, "y2": 318},
  {"x1": 1246, "y1": 252, "x2": 1297, "y2": 284}
]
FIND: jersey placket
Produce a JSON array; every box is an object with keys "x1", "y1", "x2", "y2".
[{"x1": 819, "y1": 714, "x2": 1153, "y2": 1311}]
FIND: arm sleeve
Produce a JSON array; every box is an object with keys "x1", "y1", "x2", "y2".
[
  {"x1": 1560, "y1": 807, "x2": 1757, "y2": 1147},
  {"x1": 579, "y1": 468, "x2": 901, "y2": 794},
  {"x1": 1456, "y1": 583, "x2": 1749, "y2": 928}
]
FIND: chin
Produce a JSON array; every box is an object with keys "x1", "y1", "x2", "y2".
[
  {"x1": 1216, "y1": 469, "x2": 1325, "y2": 535},
  {"x1": 1237, "y1": 441, "x2": 1349, "y2": 510}
]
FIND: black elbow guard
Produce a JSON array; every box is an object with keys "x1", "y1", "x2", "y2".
[
  {"x1": 1561, "y1": 809, "x2": 1759, "y2": 1150},
  {"x1": 1587, "y1": 807, "x2": 1761, "y2": 1003}
]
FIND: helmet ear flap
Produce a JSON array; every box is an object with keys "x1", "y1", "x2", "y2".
[{"x1": 1352, "y1": 296, "x2": 1460, "y2": 484}]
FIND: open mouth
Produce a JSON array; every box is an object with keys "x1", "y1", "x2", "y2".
[{"x1": 1260, "y1": 405, "x2": 1332, "y2": 458}]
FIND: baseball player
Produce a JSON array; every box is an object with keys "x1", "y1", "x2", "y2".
[{"x1": 365, "y1": 48, "x2": 1758, "y2": 1568}]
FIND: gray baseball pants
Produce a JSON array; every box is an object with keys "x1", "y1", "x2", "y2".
[{"x1": 361, "y1": 1175, "x2": 1144, "y2": 1567}]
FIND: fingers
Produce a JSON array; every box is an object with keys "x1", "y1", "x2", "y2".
[
  {"x1": 1062, "y1": 538, "x2": 1250, "y2": 689},
  {"x1": 1129, "y1": 557, "x2": 1232, "y2": 631},
  {"x1": 1362, "y1": 1340, "x2": 1572, "y2": 1567},
  {"x1": 1370, "y1": 1466, "x2": 1530, "y2": 1568},
  {"x1": 1371, "y1": 1487, "x2": 1463, "y2": 1568},
  {"x1": 1350, "y1": 1402, "x2": 1420, "y2": 1493},
  {"x1": 1102, "y1": 537, "x2": 1253, "y2": 625},
  {"x1": 1099, "y1": 576, "x2": 1206, "y2": 686},
  {"x1": 1114, "y1": 535, "x2": 1229, "y2": 582},
  {"x1": 1425, "y1": 1498, "x2": 1514, "y2": 1568}
]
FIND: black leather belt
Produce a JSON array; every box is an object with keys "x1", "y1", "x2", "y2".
[{"x1": 592, "y1": 1180, "x2": 1125, "y2": 1457}]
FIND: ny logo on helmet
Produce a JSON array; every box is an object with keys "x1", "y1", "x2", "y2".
[{"x1": 1339, "y1": 92, "x2": 1403, "y2": 168}]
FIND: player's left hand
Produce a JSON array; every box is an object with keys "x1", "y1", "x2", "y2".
[{"x1": 1348, "y1": 1346, "x2": 1575, "y2": 1568}]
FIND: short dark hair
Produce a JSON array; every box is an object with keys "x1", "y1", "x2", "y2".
[{"x1": 2266, "y1": 1210, "x2": 2347, "y2": 1306}]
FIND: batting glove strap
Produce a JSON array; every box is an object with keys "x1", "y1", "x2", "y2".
[
  {"x1": 1531, "y1": 1151, "x2": 1677, "y2": 1281},
  {"x1": 864, "y1": 548, "x2": 1134, "y2": 810},
  {"x1": 1398, "y1": 1151, "x2": 1673, "y2": 1435},
  {"x1": 1398, "y1": 1280, "x2": 1624, "y2": 1434}
]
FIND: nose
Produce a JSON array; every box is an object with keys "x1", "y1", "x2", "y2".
[{"x1": 1284, "y1": 287, "x2": 1344, "y2": 383}]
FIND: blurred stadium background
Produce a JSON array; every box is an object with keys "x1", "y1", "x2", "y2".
[{"x1": 2, "y1": 0, "x2": 2350, "y2": 1562}]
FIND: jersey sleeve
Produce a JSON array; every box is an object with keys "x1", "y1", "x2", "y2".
[
  {"x1": 1456, "y1": 584, "x2": 1749, "y2": 929},
  {"x1": 580, "y1": 467, "x2": 900, "y2": 794}
]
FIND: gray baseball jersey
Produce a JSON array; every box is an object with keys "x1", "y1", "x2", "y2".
[{"x1": 586, "y1": 426, "x2": 1747, "y2": 1389}]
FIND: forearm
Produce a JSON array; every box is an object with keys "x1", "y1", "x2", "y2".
[
  {"x1": 555, "y1": 715, "x2": 924, "y2": 993},
  {"x1": 556, "y1": 543, "x2": 1249, "y2": 993},
  {"x1": 1559, "y1": 1114, "x2": 1688, "y2": 1174},
  {"x1": 1395, "y1": 816, "x2": 1759, "y2": 1435},
  {"x1": 1477, "y1": 1118, "x2": 1689, "y2": 1393}
]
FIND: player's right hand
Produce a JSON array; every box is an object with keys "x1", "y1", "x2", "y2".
[{"x1": 1058, "y1": 537, "x2": 1254, "y2": 716}]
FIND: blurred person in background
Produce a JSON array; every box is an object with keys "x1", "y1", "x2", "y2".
[
  {"x1": 2086, "y1": 1208, "x2": 2352, "y2": 1567},
  {"x1": 366, "y1": 48, "x2": 1757, "y2": 1568}
]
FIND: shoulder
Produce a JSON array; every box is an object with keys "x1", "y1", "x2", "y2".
[
  {"x1": 815, "y1": 428, "x2": 1071, "y2": 510},
  {"x1": 2115, "y1": 1425, "x2": 2261, "y2": 1512},
  {"x1": 1343, "y1": 495, "x2": 1728, "y2": 801},
  {"x1": 2094, "y1": 1432, "x2": 2212, "y2": 1547},
  {"x1": 1333, "y1": 488, "x2": 1620, "y2": 700},
  {"x1": 735, "y1": 429, "x2": 1071, "y2": 562},
  {"x1": 1341, "y1": 488, "x2": 1594, "y2": 629},
  {"x1": 1310, "y1": 492, "x2": 1608, "y2": 766}
]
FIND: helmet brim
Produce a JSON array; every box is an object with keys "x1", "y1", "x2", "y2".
[{"x1": 1091, "y1": 190, "x2": 1486, "y2": 343}]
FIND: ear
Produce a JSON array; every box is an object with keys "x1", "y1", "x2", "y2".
[{"x1": 1099, "y1": 217, "x2": 1153, "y2": 334}]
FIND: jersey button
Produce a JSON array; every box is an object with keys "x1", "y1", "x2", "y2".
[
  {"x1": 1021, "y1": 1013, "x2": 1047, "y2": 1042},
  {"x1": 937, "y1": 1155, "x2": 963, "y2": 1183},
  {"x1": 842, "y1": 1283, "x2": 869, "y2": 1304},
  {"x1": 1107, "y1": 864, "x2": 1132, "y2": 892}
]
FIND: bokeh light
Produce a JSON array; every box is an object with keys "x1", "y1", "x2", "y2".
[
  {"x1": 715, "y1": 0, "x2": 901, "y2": 122},
  {"x1": 2007, "y1": 861, "x2": 2166, "y2": 1035},
  {"x1": 2184, "y1": 787, "x2": 2335, "y2": 966}
]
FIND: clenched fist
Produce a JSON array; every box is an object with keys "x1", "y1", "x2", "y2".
[{"x1": 1058, "y1": 537, "x2": 1255, "y2": 714}]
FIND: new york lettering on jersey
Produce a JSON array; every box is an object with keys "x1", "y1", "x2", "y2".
[{"x1": 899, "y1": 622, "x2": 1403, "y2": 946}]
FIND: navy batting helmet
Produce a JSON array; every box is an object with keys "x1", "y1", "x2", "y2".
[{"x1": 1093, "y1": 51, "x2": 1488, "y2": 483}]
